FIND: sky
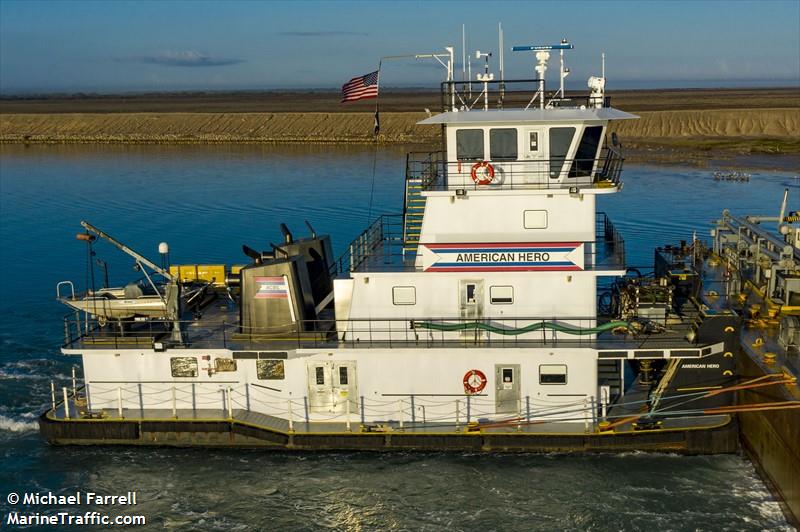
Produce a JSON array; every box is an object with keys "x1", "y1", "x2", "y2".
[{"x1": 0, "y1": 0, "x2": 798, "y2": 94}]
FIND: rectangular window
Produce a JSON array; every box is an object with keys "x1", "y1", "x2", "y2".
[
  {"x1": 529, "y1": 131, "x2": 539, "y2": 151},
  {"x1": 339, "y1": 366, "x2": 349, "y2": 385},
  {"x1": 315, "y1": 366, "x2": 325, "y2": 385},
  {"x1": 548, "y1": 127, "x2": 576, "y2": 178},
  {"x1": 523, "y1": 210, "x2": 548, "y2": 229},
  {"x1": 392, "y1": 286, "x2": 416, "y2": 305},
  {"x1": 456, "y1": 129, "x2": 484, "y2": 161},
  {"x1": 489, "y1": 128, "x2": 518, "y2": 161},
  {"x1": 465, "y1": 283, "x2": 477, "y2": 304},
  {"x1": 539, "y1": 364, "x2": 568, "y2": 385},
  {"x1": 490, "y1": 286, "x2": 514, "y2": 304},
  {"x1": 570, "y1": 126, "x2": 604, "y2": 177},
  {"x1": 170, "y1": 357, "x2": 198, "y2": 378},
  {"x1": 256, "y1": 359, "x2": 285, "y2": 380},
  {"x1": 502, "y1": 368, "x2": 514, "y2": 383}
]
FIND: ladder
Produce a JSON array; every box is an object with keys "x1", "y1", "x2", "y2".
[{"x1": 403, "y1": 176, "x2": 426, "y2": 254}]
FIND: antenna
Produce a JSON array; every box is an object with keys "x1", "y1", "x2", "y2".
[
  {"x1": 498, "y1": 23, "x2": 505, "y2": 102},
  {"x1": 475, "y1": 50, "x2": 494, "y2": 110},
  {"x1": 512, "y1": 42, "x2": 574, "y2": 109},
  {"x1": 462, "y1": 24, "x2": 466, "y2": 83}
]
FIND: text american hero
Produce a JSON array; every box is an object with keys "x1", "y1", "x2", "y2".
[{"x1": 455, "y1": 252, "x2": 551, "y2": 262}]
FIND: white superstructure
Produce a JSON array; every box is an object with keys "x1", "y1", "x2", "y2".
[{"x1": 55, "y1": 43, "x2": 727, "y2": 431}]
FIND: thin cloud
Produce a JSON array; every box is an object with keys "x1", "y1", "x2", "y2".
[
  {"x1": 135, "y1": 51, "x2": 243, "y2": 67},
  {"x1": 279, "y1": 30, "x2": 369, "y2": 37}
]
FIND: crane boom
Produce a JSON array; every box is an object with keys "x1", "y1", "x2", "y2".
[{"x1": 80, "y1": 221, "x2": 174, "y2": 281}]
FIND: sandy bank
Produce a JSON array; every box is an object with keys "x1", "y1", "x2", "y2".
[{"x1": 1, "y1": 108, "x2": 797, "y2": 150}]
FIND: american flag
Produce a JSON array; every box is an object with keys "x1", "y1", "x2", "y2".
[{"x1": 341, "y1": 70, "x2": 379, "y2": 103}]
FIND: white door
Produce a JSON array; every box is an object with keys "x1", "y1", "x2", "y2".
[
  {"x1": 459, "y1": 280, "x2": 484, "y2": 339},
  {"x1": 307, "y1": 361, "x2": 358, "y2": 414},
  {"x1": 521, "y1": 127, "x2": 549, "y2": 184}
]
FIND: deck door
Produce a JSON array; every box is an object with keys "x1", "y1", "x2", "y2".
[
  {"x1": 307, "y1": 361, "x2": 358, "y2": 414},
  {"x1": 521, "y1": 127, "x2": 549, "y2": 184},
  {"x1": 495, "y1": 364, "x2": 521, "y2": 414}
]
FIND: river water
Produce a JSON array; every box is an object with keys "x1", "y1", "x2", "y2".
[{"x1": 0, "y1": 144, "x2": 796, "y2": 531}]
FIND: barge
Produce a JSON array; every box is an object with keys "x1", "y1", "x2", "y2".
[{"x1": 38, "y1": 40, "x2": 799, "y2": 523}]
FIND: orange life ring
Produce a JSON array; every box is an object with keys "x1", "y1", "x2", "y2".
[
  {"x1": 470, "y1": 161, "x2": 495, "y2": 185},
  {"x1": 463, "y1": 369, "x2": 487, "y2": 394}
]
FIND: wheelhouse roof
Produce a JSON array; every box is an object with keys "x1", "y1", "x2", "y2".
[{"x1": 417, "y1": 107, "x2": 638, "y2": 126}]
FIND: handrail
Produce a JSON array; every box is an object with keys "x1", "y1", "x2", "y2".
[{"x1": 406, "y1": 147, "x2": 624, "y2": 191}]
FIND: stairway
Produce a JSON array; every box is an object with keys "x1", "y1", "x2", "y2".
[
  {"x1": 597, "y1": 359, "x2": 622, "y2": 401},
  {"x1": 403, "y1": 176, "x2": 426, "y2": 254}
]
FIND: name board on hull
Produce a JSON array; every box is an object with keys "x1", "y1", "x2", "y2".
[{"x1": 419, "y1": 243, "x2": 584, "y2": 272}]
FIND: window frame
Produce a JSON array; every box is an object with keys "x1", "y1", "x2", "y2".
[
  {"x1": 392, "y1": 286, "x2": 416, "y2": 306},
  {"x1": 489, "y1": 128, "x2": 519, "y2": 161},
  {"x1": 455, "y1": 128, "x2": 485, "y2": 161},
  {"x1": 539, "y1": 364, "x2": 568, "y2": 385},
  {"x1": 489, "y1": 285, "x2": 514, "y2": 305}
]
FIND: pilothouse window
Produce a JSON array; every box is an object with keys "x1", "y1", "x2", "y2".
[
  {"x1": 548, "y1": 127, "x2": 576, "y2": 178},
  {"x1": 456, "y1": 129, "x2": 484, "y2": 161},
  {"x1": 570, "y1": 126, "x2": 603, "y2": 177},
  {"x1": 490, "y1": 128, "x2": 518, "y2": 161}
]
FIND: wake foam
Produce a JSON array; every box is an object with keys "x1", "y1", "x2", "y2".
[{"x1": 0, "y1": 414, "x2": 38, "y2": 433}]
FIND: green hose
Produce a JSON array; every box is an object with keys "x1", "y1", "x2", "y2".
[{"x1": 412, "y1": 320, "x2": 630, "y2": 336}]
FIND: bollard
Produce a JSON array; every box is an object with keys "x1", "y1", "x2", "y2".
[
  {"x1": 346, "y1": 397, "x2": 352, "y2": 432},
  {"x1": 226, "y1": 387, "x2": 233, "y2": 419},
  {"x1": 287, "y1": 399, "x2": 295, "y2": 432},
  {"x1": 117, "y1": 387, "x2": 123, "y2": 418},
  {"x1": 62, "y1": 387, "x2": 70, "y2": 419},
  {"x1": 171, "y1": 386, "x2": 177, "y2": 418},
  {"x1": 50, "y1": 381, "x2": 56, "y2": 413}
]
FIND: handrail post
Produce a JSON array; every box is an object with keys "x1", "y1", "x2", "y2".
[
  {"x1": 62, "y1": 387, "x2": 70, "y2": 419},
  {"x1": 345, "y1": 397, "x2": 352, "y2": 432},
  {"x1": 516, "y1": 398, "x2": 522, "y2": 432},
  {"x1": 71, "y1": 366, "x2": 77, "y2": 399},
  {"x1": 171, "y1": 386, "x2": 177, "y2": 418},
  {"x1": 50, "y1": 381, "x2": 56, "y2": 413},
  {"x1": 466, "y1": 394, "x2": 471, "y2": 423},
  {"x1": 287, "y1": 399, "x2": 295, "y2": 433},
  {"x1": 117, "y1": 387, "x2": 123, "y2": 418},
  {"x1": 360, "y1": 395, "x2": 365, "y2": 425},
  {"x1": 226, "y1": 387, "x2": 233, "y2": 420},
  {"x1": 304, "y1": 396, "x2": 309, "y2": 424},
  {"x1": 455, "y1": 400, "x2": 460, "y2": 432},
  {"x1": 526, "y1": 395, "x2": 531, "y2": 423},
  {"x1": 398, "y1": 399, "x2": 404, "y2": 431},
  {"x1": 410, "y1": 395, "x2": 415, "y2": 424}
]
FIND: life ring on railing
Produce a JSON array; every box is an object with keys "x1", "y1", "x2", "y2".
[
  {"x1": 463, "y1": 369, "x2": 487, "y2": 394},
  {"x1": 470, "y1": 161, "x2": 495, "y2": 185}
]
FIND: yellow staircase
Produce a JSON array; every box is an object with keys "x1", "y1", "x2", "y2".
[{"x1": 403, "y1": 177, "x2": 426, "y2": 254}]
